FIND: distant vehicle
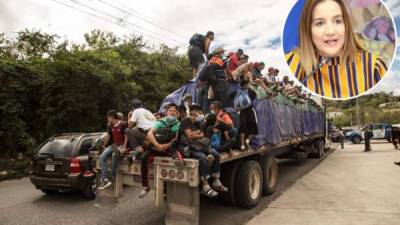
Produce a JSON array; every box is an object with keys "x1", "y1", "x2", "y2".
[
  {"x1": 346, "y1": 123, "x2": 393, "y2": 144},
  {"x1": 369, "y1": 123, "x2": 392, "y2": 140},
  {"x1": 346, "y1": 130, "x2": 363, "y2": 144},
  {"x1": 29, "y1": 133, "x2": 103, "y2": 199}
]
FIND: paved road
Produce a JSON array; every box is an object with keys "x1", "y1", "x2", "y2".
[
  {"x1": 247, "y1": 140, "x2": 400, "y2": 225},
  {"x1": 0, "y1": 144, "x2": 339, "y2": 225}
]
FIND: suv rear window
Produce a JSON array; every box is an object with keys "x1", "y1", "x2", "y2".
[
  {"x1": 37, "y1": 139, "x2": 75, "y2": 158},
  {"x1": 78, "y1": 138, "x2": 93, "y2": 155}
]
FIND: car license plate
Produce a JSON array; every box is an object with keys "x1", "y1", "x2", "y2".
[{"x1": 45, "y1": 164, "x2": 55, "y2": 172}]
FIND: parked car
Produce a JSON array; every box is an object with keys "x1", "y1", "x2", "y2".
[
  {"x1": 345, "y1": 123, "x2": 393, "y2": 144},
  {"x1": 29, "y1": 132, "x2": 104, "y2": 199},
  {"x1": 345, "y1": 130, "x2": 363, "y2": 144}
]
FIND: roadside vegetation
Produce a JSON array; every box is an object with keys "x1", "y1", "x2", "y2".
[
  {"x1": 0, "y1": 29, "x2": 190, "y2": 179},
  {"x1": 327, "y1": 92, "x2": 400, "y2": 128}
]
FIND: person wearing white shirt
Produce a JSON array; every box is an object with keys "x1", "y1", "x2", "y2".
[{"x1": 126, "y1": 99, "x2": 156, "y2": 152}]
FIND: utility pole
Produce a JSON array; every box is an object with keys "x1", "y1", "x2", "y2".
[{"x1": 356, "y1": 98, "x2": 360, "y2": 130}]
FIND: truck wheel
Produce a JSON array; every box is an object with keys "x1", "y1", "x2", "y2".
[
  {"x1": 83, "y1": 177, "x2": 97, "y2": 200},
  {"x1": 352, "y1": 136, "x2": 361, "y2": 144},
  {"x1": 40, "y1": 189, "x2": 58, "y2": 195},
  {"x1": 220, "y1": 161, "x2": 240, "y2": 206},
  {"x1": 235, "y1": 160, "x2": 263, "y2": 209},
  {"x1": 260, "y1": 156, "x2": 278, "y2": 196}
]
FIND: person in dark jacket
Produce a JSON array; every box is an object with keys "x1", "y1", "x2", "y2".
[
  {"x1": 188, "y1": 31, "x2": 214, "y2": 78},
  {"x1": 363, "y1": 125, "x2": 373, "y2": 152}
]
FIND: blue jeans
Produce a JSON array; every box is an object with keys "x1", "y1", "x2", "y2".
[
  {"x1": 100, "y1": 145, "x2": 120, "y2": 180},
  {"x1": 191, "y1": 149, "x2": 220, "y2": 181},
  {"x1": 197, "y1": 83, "x2": 209, "y2": 114}
]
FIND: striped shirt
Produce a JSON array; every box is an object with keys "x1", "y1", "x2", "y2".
[{"x1": 285, "y1": 50, "x2": 387, "y2": 98}]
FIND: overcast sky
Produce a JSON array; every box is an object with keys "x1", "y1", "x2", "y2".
[{"x1": 0, "y1": 0, "x2": 399, "y2": 95}]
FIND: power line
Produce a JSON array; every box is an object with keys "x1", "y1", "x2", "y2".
[
  {"x1": 50, "y1": 0, "x2": 181, "y2": 46},
  {"x1": 51, "y1": 0, "x2": 183, "y2": 46},
  {"x1": 119, "y1": 0, "x2": 188, "y2": 38},
  {"x1": 97, "y1": 0, "x2": 187, "y2": 40},
  {"x1": 68, "y1": 0, "x2": 185, "y2": 46}
]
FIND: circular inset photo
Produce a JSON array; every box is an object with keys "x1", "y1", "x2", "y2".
[{"x1": 282, "y1": 0, "x2": 397, "y2": 100}]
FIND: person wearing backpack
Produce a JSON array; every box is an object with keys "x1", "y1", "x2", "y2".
[
  {"x1": 139, "y1": 103, "x2": 183, "y2": 197},
  {"x1": 179, "y1": 104, "x2": 227, "y2": 197},
  {"x1": 188, "y1": 31, "x2": 214, "y2": 78},
  {"x1": 210, "y1": 101, "x2": 237, "y2": 141},
  {"x1": 234, "y1": 79, "x2": 258, "y2": 150},
  {"x1": 204, "y1": 113, "x2": 238, "y2": 157}
]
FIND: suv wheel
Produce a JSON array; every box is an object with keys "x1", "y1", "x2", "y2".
[
  {"x1": 352, "y1": 136, "x2": 361, "y2": 144},
  {"x1": 83, "y1": 177, "x2": 97, "y2": 200}
]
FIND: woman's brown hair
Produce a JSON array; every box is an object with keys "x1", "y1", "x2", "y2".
[{"x1": 297, "y1": 0, "x2": 363, "y2": 75}]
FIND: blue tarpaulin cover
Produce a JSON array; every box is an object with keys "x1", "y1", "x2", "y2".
[{"x1": 161, "y1": 81, "x2": 324, "y2": 147}]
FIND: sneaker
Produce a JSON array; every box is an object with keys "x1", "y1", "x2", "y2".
[
  {"x1": 245, "y1": 139, "x2": 251, "y2": 150},
  {"x1": 139, "y1": 187, "x2": 150, "y2": 198},
  {"x1": 240, "y1": 145, "x2": 246, "y2": 151},
  {"x1": 206, "y1": 154, "x2": 214, "y2": 167},
  {"x1": 97, "y1": 179, "x2": 112, "y2": 190}
]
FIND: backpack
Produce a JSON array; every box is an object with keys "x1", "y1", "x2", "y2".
[
  {"x1": 234, "y1": 89, "x2": 252, "y2": 110},
  {"x1": 211, "y1": 132, "x2": 221, "y2": 149},
  {"x1": 189, "y1": 33, "x2": 205, "y2": 50},
  {"x1": 223, "y1": 107, "x2": 241, "y2": 129},
  {"x1": 155, "y1": 120, "x2": 178, "y2": 144}
]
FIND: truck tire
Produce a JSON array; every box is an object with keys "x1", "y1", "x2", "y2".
[
  {"x1": 235, "y1": 160, "x2": 263, "y2": 209},
  {"x1": 219, "y1": 161, "x2": 241, "y2": 206},
  {"x1": 82, "y1": 176, "x2": 96, "y2": 200},
  {"x1": 260, "y1": 156, "x2": 278, "y2": 196},
  {"x1": 352, "y1": 136, "x2": 361, "y2": 144}
]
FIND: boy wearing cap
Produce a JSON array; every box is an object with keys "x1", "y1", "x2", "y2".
[{"x1": 179, "y1": 104, "x2": 227, "y2": 198}]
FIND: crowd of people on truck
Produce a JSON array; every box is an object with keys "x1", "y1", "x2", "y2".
[{"x1": 96, "y1": 31, "x2": 322, "y2": 198}]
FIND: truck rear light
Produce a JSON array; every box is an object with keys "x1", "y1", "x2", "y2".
[{"x1": 69, "y1": 157, "x2": 81, "y2": 174}]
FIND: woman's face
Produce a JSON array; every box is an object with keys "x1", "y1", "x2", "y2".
[{"x1": 311, "y1": 0, "x2": 345, "y2": 57}]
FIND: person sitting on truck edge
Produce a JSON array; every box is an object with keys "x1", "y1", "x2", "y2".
[
  {"x1": 210, "y1": 101, "x2": 237, "y2": 141},
  {"x1": 98, "y1": 110, "x2": 128, "y2": 190},
  {"x1": 126, "y1": 99, "x2": 156, "y2": 160},
  {"x1": 204, "y1": 113, "x2": 238, "y2": 157},
  {"x1": 139, "y1": 103, "x2": 183, "y2": 198},
  {"x1": 188, "y1": 31, "x2": 214, "y2": 78},
  {"x1": 179, "y1": 104, "x2": 228, "y2": 197}
]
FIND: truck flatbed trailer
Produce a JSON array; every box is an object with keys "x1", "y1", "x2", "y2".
[{"x1": 91, "y1": 132, "x2": 326, "y2": 225}]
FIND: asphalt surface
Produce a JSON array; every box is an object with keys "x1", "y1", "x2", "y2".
[
  {"x1": 0, "y1": 143, "x2": 339, "y2": 225},
  {"x1": 247, "y1": 140, "x2": 400, "y2": 225}
]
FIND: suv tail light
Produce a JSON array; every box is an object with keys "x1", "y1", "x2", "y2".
[{"x1": 69, "y1": 157, "x2": 81, "y2": 174}]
